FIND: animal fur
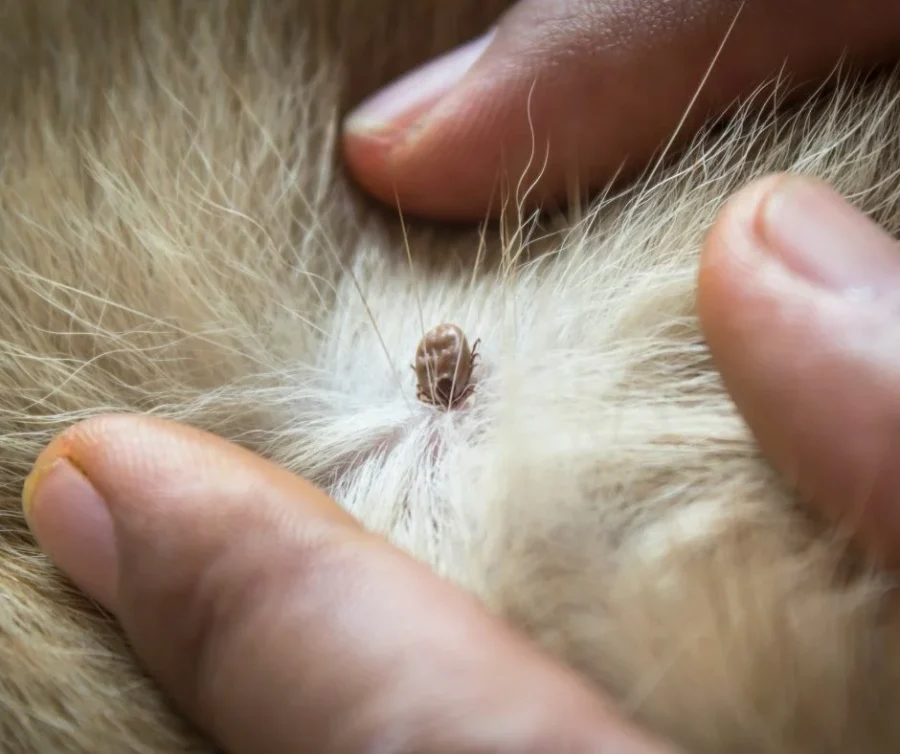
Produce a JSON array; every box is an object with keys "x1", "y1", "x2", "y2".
[{"x1": 0, "y1": 0, "x2": 899, "y2": 752}]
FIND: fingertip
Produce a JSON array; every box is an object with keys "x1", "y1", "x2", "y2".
[
  {"x1": 342, "y1": 98, "x2": 507, "y2": 223},
  {"x1": 697, "y1": 175, "x2": 788, "y2": 376},
  {"x1": 21, "y1": 414, "x2": 366, "y2": 622},
  {"x1": 697, "y1": 172, "x2": 833, "y2": 474},
  {"x1": 27, "y1": 413, "x2": 194, "y2": 488},
  {"x1": 344, "y1": 31, "x2": 496, "y2": 140},
  {"x1": 28, "y1": 413, "x2": 359, "y2": 529},
  {"x1": 341, "y1": 31, "x2": 503, "y2": 222},
  {"x1": 699, "y1": 173, "x2": 792, "y2": 301},
  {"x1": 341, "y1": 127, "x2": 393, "y2": 202},
  {"x1": 698, "y1": 173, "x2": 900, "y2": 566},
  {"x1": 23, "y1": 456, "x2": 118, "y2": 607}
]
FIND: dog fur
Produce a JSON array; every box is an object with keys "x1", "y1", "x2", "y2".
[{"x1": 0, "y1": 1, "x2": 899, "y2": 752}]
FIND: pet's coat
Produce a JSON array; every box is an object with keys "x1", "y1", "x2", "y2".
[{"x1": 1, "y1": 1, "x2": 899, "y2": 752}]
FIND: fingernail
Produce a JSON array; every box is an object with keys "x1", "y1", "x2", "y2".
[
  {"x1": 22, "y1": 457, "x2": 117, "y2": 608},
  {"x1": 756, "y1": 175, "x2": 900, "y2": 298},
  {"x1": 345, "y1": 30, "x2": 494, "y2": 138}
]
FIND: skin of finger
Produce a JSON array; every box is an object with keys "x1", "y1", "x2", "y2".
[
  {"x1": 698, "y1": 175, "x2": 900, "y2": 568},
  {"x1": 34, "y1": 415, "x2": 677, "y2": 754},
  {"x1": 344, "y1": 0, "x2": 900, "y2": 222}
]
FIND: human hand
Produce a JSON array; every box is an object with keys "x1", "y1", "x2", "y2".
[
  {"x1": 342, "y1": 0, "x2": 900, "y2": 222},
  {"x1": 700, "y1": 173, "x2": 900, "y2": 568},
  {"x1": 21, "y1": 415, "x2": 678, "y2": 754},
  {"x1": 19, "y1": 178, "x2": 900, "y2": 754}
]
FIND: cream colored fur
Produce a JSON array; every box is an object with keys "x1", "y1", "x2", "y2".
[{"x1": 1, "y1": 1, "x2": 899, "y2": 752}]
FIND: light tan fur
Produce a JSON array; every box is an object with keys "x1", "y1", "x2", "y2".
[{"x1": 1, "y1": 1, "x2": 899, "y2": 752}]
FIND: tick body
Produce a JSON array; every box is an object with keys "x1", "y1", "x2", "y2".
[{"x1": 413, "y1": 323, "x2": 480, "y2": 410}]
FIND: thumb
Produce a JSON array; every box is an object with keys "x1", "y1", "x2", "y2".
[
  {"x1": 699, "y1": 173, "x2": 900, "y2": 568},
  {"x1": 342, "y1": 0, "x2": 900, "y2": 222},
  {"x1": 21, "y1": 415, "x2": 676, "y2": 754}
]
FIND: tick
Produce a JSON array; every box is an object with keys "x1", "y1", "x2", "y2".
[{"x1": 413, "y1": 323, "x2": 480, "y2": 410}]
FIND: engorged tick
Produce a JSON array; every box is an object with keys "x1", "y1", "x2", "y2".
[{"x1": 412, "y1": 323, "x2": 480, "y2": 410}]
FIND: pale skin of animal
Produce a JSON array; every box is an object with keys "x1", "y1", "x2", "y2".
[{"x1": 5, "y1": 1, "x2": 900, "y2": 754}]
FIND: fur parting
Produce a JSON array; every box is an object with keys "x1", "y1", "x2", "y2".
[{"x1": 0, "y1": 1, "x2": 897, "y2": 752}]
